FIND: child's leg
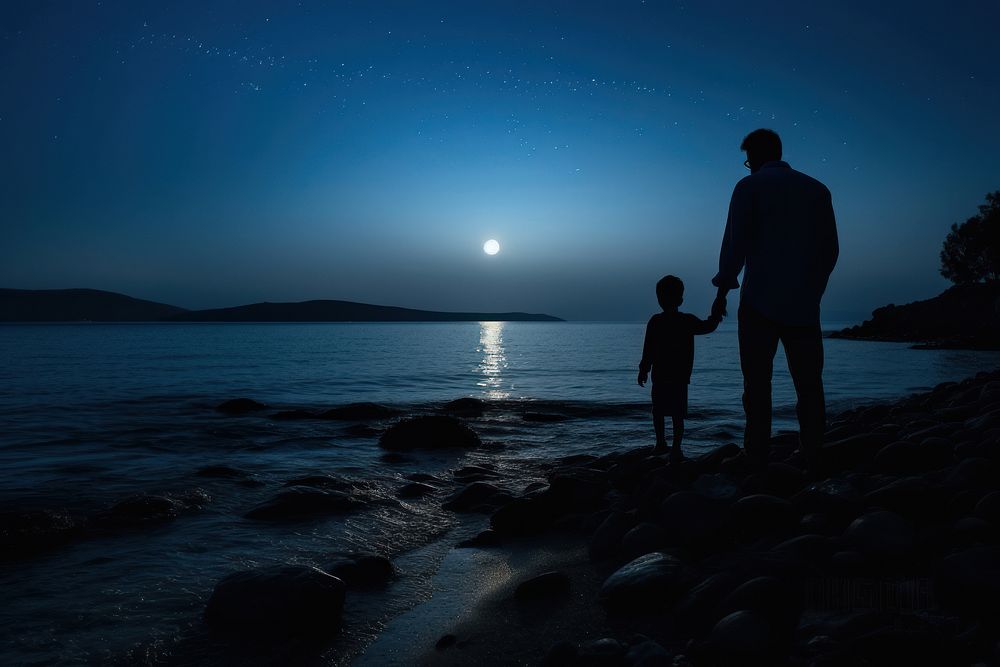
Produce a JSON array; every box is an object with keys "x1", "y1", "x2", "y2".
[
  {"x1": 652, "y1": 410, "x2": 667, "y2": 451},
  {"x1": 671, "y1": 415, "x2": 685, "y2": 459}
]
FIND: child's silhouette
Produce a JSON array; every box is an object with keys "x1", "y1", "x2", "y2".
[{"x1": 638, "y1": 275, "x2": 721, "y2": 459}]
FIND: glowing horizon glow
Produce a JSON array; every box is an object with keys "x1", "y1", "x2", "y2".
[{"x1": 483, "y1": 239, "x2": 500, "y2": 255}]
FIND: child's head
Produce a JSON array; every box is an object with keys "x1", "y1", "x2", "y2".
[{"x1": 656, "y1": 275, "x2": 684, "y2": 310}]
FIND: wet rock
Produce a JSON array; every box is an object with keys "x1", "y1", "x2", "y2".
[
  {"x1": 0, "y1": 509, "x2": 82, "y2": 558},
  {"x1": 407, "y1": 472, "x2": 444, "y2": 484},
  {"x1": 692, "y1": 473, "x2": 741, "y2": 501},
  {"x1": 935, "y1": 545, "x2": 1000, "y2": 614},
  {"x1": 378, "y1": 416, "x2": 480, "y2": 450},
  {"x1": 245, "y1": 488, "x2": 364, "y2": 521},
  {"x1": 325, "y1": 552, "x2": 394, "y2": 587},
  {"x1": 205, "y1": 565, "x2": 345, "y2": 639},
  {"x1": 952, "y1": 517, "x2": 998, "y2": 546},
  {"x1": 624, "y1": 639, "x2": 672, "y2": 666},
  {"x1": 729, "y1": 495, "x2": 798, "y2": 541},
  {"x1": 441, "y1": 397, "x2": 487, "y2": 416},
  {"x1": 544, "y1": 640, "x2": 579, "y2": 666},
  {"x1": 940, "y1": 457, "x2": 995, "y2": 490},
  {"x1": 397, "y1": 481, "x2": 437, "y2": 499},
  {"x1": 873, "y1": 440, "x2": 954, "y2": 473},
  {"x1": 703, "y1": 610, "x2": 782, "y2": 665},
  {"x1": 442, "y1": 481, "x2": 506, "y2": 512},
  {"x1": 578, "y1": 638, "x2": 627, "y2": 664},
  {"x1": 91, "y1": 494, "x2": 182, "y2": 529},
  {"x1": 843, "y1": 510, "x2": 915, "y2": 561},
  {"x1": 672, "y1": 572, "x2": 742, "y2": 635},
  {"x1": 515, "y1": 570, "x2": 571, "y2": 601},
  {"x1": 740, "y1": 462, "x2": 807, "y2": 499},
  {"x1": 216, "y1": 398, "x2": 268, "y2": 415},
  {"x1": 457, "y1": 528, "x2": 501, "y2": 548},
  {"x1": 799, "y1": 512, "x2": 839, "y2": 536},
  {"x1": 599, "y1": 552, "x2": 690, "y2": 614},
  {"x1": 819, "y1": 432, "x2": 894, "y2": 471},
  {"x1": 491, "y1": 497, "x2": 553, "y2": 535},
  {"x1": 713, "y1": 576, "x2": 799, "y2": 625},
  {"x1": 435, "y1": 634, "x2": 457, "y2": 650},
  {"x1": 792, "y1": 482, "x2": 863, "y2": 528},
  {"x1": 453, "y1": 464, "x2": 500, "y2": 481},
  {"x1": 589, "y1": 510, "x2": 636, "y2": 561},
  {"x1": 619, "y1": 522, "x2": 667, "y2": 561},
  {"x1": 770, "y1": 534, "x2": 833, "y2": 564},
  {"x1": 319, "y1": 402, "x2": 399, "y2": 421}
]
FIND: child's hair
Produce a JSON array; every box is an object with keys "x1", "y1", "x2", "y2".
[{"x1": 656, "y1": 275, "x2": 684, "y2": 307}]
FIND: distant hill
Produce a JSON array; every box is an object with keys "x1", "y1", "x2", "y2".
[
  {"x1": 0, "y1": 288, "x2": 187, "y2": 322},
  {"x1": 168, "y1": 299, "x2": 563, "y2": 322},
  {"x1": 0, "y1": 289, "x2": 563, "y2": 322},
  {"x1": 830, "y1": 283, "x2": 1000, "y2": 349}
]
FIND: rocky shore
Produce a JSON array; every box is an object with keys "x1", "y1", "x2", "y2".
[
  {"x1": 5, "y1": 371, "x2": 1000, "y2": 665},
  {"x1": 831, "y1": 283, "x2": 1000, "y2": 349}
]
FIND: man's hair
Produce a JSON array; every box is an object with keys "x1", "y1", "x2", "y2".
[
  {"x1": 740, "y1": 128, "x2": 782, "y2": 161},
  {"x1": 656, "y1": 275, "x2": 684, "y2": 306}
]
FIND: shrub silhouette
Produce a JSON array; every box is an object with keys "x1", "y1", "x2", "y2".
[{"x1": 940, "y1": 191, "x2": 1000, "y2": 285}]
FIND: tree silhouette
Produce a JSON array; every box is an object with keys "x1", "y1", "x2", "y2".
[{"x1": 940, "y1": 191, "x2": 1000, "y2": 284}]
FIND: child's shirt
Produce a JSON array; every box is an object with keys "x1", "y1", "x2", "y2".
[{"x1": 639, "y1": 310, "x2": 719, "y2": 384}]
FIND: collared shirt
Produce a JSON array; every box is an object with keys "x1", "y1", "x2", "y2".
[{"x1": 712, "y1": 161, "x2": 839, "y2": 326}]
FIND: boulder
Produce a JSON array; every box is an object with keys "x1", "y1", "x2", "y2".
[
  {"x1": 244, "y1": 488, "x2": 364, "y2": 521},
  {"x1": 514, "y1": 570, "x2": 571, "y2": 601},
  {"x1": 589, "y1": 510, "x2": 636, "y2": 561},
  {"x1": 843, "y1": 510, "x2": 915, "y2": 562},
  {"x1": 624, "y1": 640, "x2": 673, "y2": 666},
  {"x1": 441, "y1": 397, "x2": 487, "y2": 416},
  {"x1": 819, "y1": 432, "x2": 894, "y2": 471},
  {"x1": 713, "y1": 576, "x2": 800, "y2": 625},
  {"x1": 739, "y1": 463, "x2": 807, "y2": 499},
  {"x1": 658, "y1": 492, "x2": 728, "y2": 550},
  {"x1": 974, "y1": 491, "x2": 1000, "y2": 523},
  {"x1": 397, "y1": 481, "x2": 437, "y2": 499},
  {"x1": 319, "y1": 402, "x2": 399, "y2": 421},
  {"x1": 457, "y1": 529, "x2": 501, "y2": 548},
  {"x1": 703, "y1": 610, "x2": 783, "y2": 665},
  {"x1": 216, "y1": 398, "x2": 267, "y2": 415},
  {"x1": 378, "y1": 416, "x2": 480, "y2": 450},
  {"x1": 864, "y1": 477, "x2": 944, "y2": 518},
  {"x1": 599, "y1": 552, "x2": 690, "y2": 614},
  {"x1": 442, "y1": 482, "x2": 508, "y2": 512},
  {"x1": 325, "y1": 552, "x2": 394, "y2": 587},
  {"x1": 672, "y1": 572, "x2": 743, "y2": 635},
  {"x1": 205, "y1": 565, "x2": 345, "y2": 639}
]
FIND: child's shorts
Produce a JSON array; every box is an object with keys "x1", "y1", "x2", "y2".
[{"x1": 651, "y1": 382, "x2": 688, "y2": 418}]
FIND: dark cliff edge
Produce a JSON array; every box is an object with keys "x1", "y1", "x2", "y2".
[
  {"x1": 167, "y1": 300, "x2": 563, "y2": 322},
  {"x1": 0, "y1": 289, "x2": 563, "y2": 323},
  {"x1": 830, "y1": 283, "x2": 1000, "y2": 350},
  {"x1": 0, "y1": 288, "x2": 188, "y2": 322}
]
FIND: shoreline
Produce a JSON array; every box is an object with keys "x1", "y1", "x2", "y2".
[{"x1": 369, "y1": 368, "x2": 1000, "y2": 666}]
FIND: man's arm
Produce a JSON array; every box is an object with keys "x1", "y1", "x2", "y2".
[
  {"x1": 638, "y1": 317, "x2": 654, "y2": 386},
  {"x1": 711, "y1": 180, "x2": 751, "y2": 315},
  {"x1": 821, "y1": 188, "x2": 839, "y2": 280}
]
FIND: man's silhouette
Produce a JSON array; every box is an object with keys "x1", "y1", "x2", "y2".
[{"x1": 711, "y1": 129, "x2": 839, "y2": 471}]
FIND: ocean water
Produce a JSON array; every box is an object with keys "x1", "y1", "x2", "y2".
[{"x1": 1, "y1": 321, "x2": 998, "y2": 665}]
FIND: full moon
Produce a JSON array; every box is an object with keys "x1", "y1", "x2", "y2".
[{"x1": 483, "y1": 239, "x2": 500, "y2": 255}]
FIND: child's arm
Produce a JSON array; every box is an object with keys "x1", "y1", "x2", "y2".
[
  {"x1": 638, "y1": 317, "x2": 654, "y2": 386},
  {"x1": 690, "y1": 313, "x2": 722, "y2": 335}
]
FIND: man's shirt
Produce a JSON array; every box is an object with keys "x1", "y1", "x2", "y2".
[{"x1": 712, "y1": 161, "x2": 839, "y2": 326}]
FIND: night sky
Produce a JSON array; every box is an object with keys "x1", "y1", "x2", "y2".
[{"x1": 2, "y1": 1, "x2": 997, "y2": 321}]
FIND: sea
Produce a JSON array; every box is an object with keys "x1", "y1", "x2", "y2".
[{"x1": 2, "y1": 321, "x2": 998, "y2": 665}]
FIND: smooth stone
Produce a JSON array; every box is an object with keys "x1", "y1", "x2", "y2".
[
  {"x1": 543, "y1": 641, "x2": 579, "y2": 666},
  {"x1": 819, "y1": 432, "x2": 894, "y2": 470},
  {"x1": 739, "y1": 462, "x2": 807, "y2": 499},
  {"x1": 442, "y1": 481, "x2": 503, "y2": 511},
  {"x1": 599, "y1": 552, "x2": 690, "y2": 614},
  {"x1": 215, "y1": 398, "x2": 267, "y2": 415},
  {"x1": 864, "y1": 477, "x2": 943, "y2": 518},
  {"x1": 91, "y1": 494, "x2": 182, "y2": 529},
  {"x1": 283, "y1": 474, "x2": 351, "y2": 490},
  {"x1": 704, "y1": 610, "x2": 780, "y2": 663},
  {"x1": 378, "y1": 416, "x2": 480, "y2": 450},
  {"x1": 658, "y1": 491, "x2": 728, "y2": 549},
  {"x1": 441, "y1": 397, "x2": 487, "y2": 416},
  {"x1": 952, "y1": 517, "x2": 998, "y2": 546},
  {"x1": 974, "y1": 491, "x2": 1000, "y2": 523},
  {"x1": 672, "y1": 572, "x2": 742, "y2": 635},
  {"x1": 397, "y1": 481, "x2": 437, "y2": 499},
  {"x1": 269, "y1": 409, "x2": 317, "y2": 421},
  {"x1": 729, "y1": 494, "x2": 798, "y2": 540},
  {"x1": 770, "y1": 534, "x2": 833, "y2": 563},
  {"x1": 435, "y1": 634, "x2": 457, "y2": 650},
  {"x1": 940, "y1": 457, "x2": 995, "y2": 489},
  {"x1": 0, "y1": 509, "x2": 82, "y2": 558},
  {"x1": 326, "y1": 552, "x2": 394, "y2": 587},
  {"x1": 843, "y1": 510, "x2": 915, "y2": 561},
  {"x1": 625, "y1": 639, "x2": 673, "y2": 666},
  {"x1": 244, "y1": 488, "x2": 363, "y2": 521},
  {"x1": 620, "y1": 522, "x2": 667, "y2": 562},
  {"x1": 693, "y1": 443, "x2": 743, "y2": 471},
  {"x1": 589, "y1": 510, "x2": 636, "y2": 561},
  {"x1": 204, "y1": 565, "x2": 345, "y2": 639},
  {"x1": 514, "y1": 570, "x2": 571, "y2": 601},
  {"x1": 713, "y1": 576, "x2": 799, "y2": 624},
  {"x1": 318, "y1": 402, "x2": 399, "y2": 421},
  {"x1": 873, "y1": 440, "x2": 954, "y2": 473}
]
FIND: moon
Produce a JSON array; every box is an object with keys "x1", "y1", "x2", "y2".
[{"x1": 483, "y1": 239, "x2": 500, "y2": 255}]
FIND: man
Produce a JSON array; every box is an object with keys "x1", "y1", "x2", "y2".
[{"x1": 711, "y1": 129, "x2": 839, "y2": 471}]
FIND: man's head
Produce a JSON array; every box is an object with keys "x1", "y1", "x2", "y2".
[
  {"x1": 740, "y1": 128, "x2": 782, "y2": 173},
  {"x1": 656, "y1": 275, "x2": 684, "y2": 310}
]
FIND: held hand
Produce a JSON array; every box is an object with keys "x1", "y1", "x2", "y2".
[
  {"x1": 637, "y1": 372, "x2": 647, "y2": 387},
  {"x1": 711, "y1": 295, "x2": 728, "y2": 320}
]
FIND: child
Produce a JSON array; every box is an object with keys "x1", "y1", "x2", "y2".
[{"x1": 638, "y1": 275, "x2": 722, "y2": 459}]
